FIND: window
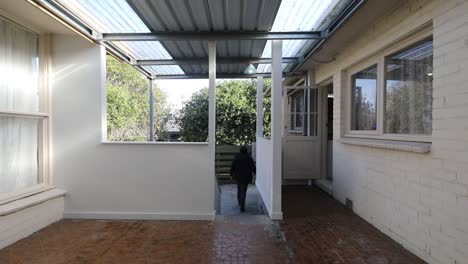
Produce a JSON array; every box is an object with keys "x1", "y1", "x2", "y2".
[
  {"x1": 286, "y1": 87, "x2": 318, "y2": 136},
  {"x1": 346, "y1": 36, "x2": 433, "y2": 142},
  {"x1": 384, "y1": 40, "x2": 433, "y2": 135},
  {"x1": 0, "y1": 17, "x2": 48, "y2": 200},
  {"x1": 351, "y1": 65, "x2": 378, "y2": 131},
  {"x1": 289, "y1": 91, "x2": 305, "y2": 132}
]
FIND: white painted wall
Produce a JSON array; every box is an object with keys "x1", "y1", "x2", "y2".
[
  {"x1": 51, "y1": 35, "x2": 215, "y2": 220},
  {"x1": 256, "y1": 136, "x2": 273, "y2": 217},
  {"x1": 313, "y1": 0, "x2": 468, "y2": 263}
]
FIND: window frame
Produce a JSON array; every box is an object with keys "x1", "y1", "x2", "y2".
[
  {"x1": 288, "y1": 89, "x2": 305, "y2": 133},
  {"x1": 0, "y1": 16, "x2": 52, "y2": 204},
  {"x1": 347, "y1": 61, "x2": 380, "y2": 135},
  {"x1": 344, "y1": 28, "x2": 433, "y2": 143}
]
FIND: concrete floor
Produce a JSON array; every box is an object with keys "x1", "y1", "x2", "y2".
[
  {"x1": 0, "y1": 185, "x2": 426, "y2": 264},
  {"x1": 220, "y1": 184, "x2": 265, "y2": 215}
]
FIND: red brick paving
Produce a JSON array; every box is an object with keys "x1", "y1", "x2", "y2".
[
  {"x1": 281, "y1": 185, "x2": 427, "y2": 264},
  {"x1": 0, "y1": 185, "x2": 426, "y2": 263},
  {"x1": 0, "y1": 217, "x2": 289, "y2": 264}
]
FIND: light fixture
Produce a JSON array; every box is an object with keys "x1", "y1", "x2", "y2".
[
  {"x1": 243, "y1": 64, "x2": 257, "y2": 75},
  {"x1": 427, "y1": 72, "x2": 433, "y2": 76}
]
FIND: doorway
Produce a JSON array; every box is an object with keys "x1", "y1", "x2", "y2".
[
  {"x1": 324, "y1": 84, "x2": 333, "y2": 182},
  {"x1": 214, "y1": 79, "x2": 268, "y2": 216},
  {"x1": 283, "y1": 85, "x2": 321, "y2": 181},
  {"x1": 314, "y1": 82, "x2": 334, "y2": 194}
]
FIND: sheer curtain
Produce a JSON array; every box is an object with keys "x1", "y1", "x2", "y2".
[{"x1": 0, "y1": 17, "x2": 40, "y2": 194}]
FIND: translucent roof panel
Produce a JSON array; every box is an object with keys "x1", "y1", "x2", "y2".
[
  {"x1": 57, "y1": 0, "x2": 183, "y2": 74},
  {"x1": 142, "y1": 66, "x2": 186, "y2": 76},
  {"x1": 258, "y1": 0, "x2": 351, "y2": 73},
  {"x1": 257, "y1": 63, "x2": 291, "y2": 74},
  {"x1": 111, "y1": 41, "x2": 179, "y2": 62},
  {"x1": 57, "y1": 0, "x2": 149, "y2": 33}
]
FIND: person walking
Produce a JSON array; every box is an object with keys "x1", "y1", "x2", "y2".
[{"x1": 230, "y1": 146, "x2": 256, "y2": 212}]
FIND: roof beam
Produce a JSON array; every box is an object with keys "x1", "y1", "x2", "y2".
[
  {"x1": 98, "y1": 31, "x2": 326, "y2": 41},
  {"x1": 135, "y1": 57, "x2": 302, "y2": 66},
  {"x1": 153, "y1": 72, "x2": 306, "y2": 79}
]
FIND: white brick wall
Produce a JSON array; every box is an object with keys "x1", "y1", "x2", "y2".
[
  {"x1": 314, "y1": 0, "x2": 468, "y2": 263},
  {"x1": 0, "y1": 197, "x2": 64, "y2": 249}
]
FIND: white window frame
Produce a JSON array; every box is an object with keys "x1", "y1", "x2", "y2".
[
  {"x1": 288, "y1": 89, "x2": 305, "y2": 133},
  {"x1": 344, "y1": 27, "x2": 433, "y2": 143},
  {"x1": 0, "y1": 16, "x2": 52, "y2": 205},
  {"x1": 346, "y1": 60, "x2": 380, "y2": 136}
]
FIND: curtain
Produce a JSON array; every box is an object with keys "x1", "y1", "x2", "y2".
[{"x1": 0, "y1": 17, "x2": 40, "y2": 194}]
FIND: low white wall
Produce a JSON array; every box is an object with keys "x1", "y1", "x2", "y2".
[
  {"x1": 313, "y1": 0, "x2": 468, "y2": 263},
  {"x1": 0, "y1": 197, "x2": 63, "y2": 249},
  {"x1": 255, "y1": 137, "x2": 273, "y2": 217},
  {"x1": 51, "y1": 35, "x2": 215, "y2": 220}
]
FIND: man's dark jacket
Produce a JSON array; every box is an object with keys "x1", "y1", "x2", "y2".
[{"x1": 230, "y1": 153, "x2": 256, "y2": 184}]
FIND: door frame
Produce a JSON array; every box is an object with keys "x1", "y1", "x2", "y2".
[
  {"x1": 318, "y1": 77, "x2": 334, "y2": 182},
  {"x1": 282, "y1": 85, "x2": 322, "y2": 180}
]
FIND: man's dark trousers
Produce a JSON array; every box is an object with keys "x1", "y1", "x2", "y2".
[{"x1": 237, "y1": 182, "x2": 248, "y2": 211}]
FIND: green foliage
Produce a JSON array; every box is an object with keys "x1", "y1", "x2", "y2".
[
  {"x1": 177, "y1": 79, "x2": 272, "y2": 145},
  {"x1": 177, "y1": 88, "x2": 209, "y2": 142},
  {"x1": 106, "y1": 55, "x2": 169, "y2": 141}
]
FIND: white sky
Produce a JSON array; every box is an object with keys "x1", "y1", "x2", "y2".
[
  {"x1": 156, "y1": 79, "x2": 208, "y2": 110},
  {"x1": 156, "y1": 79, "x2": 238, "y2": 110}
]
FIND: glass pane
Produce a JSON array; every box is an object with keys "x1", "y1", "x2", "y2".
[
  {"x1": 290, "y1": 113, "x2": 295, "y2": 130},
  {"x1": 351, "y1": 65, "x2": 378, "y2": 130},
  {"x1": 295, "y1": 112, "x2": 303, "y2": 128},
  {"x1": 0, "y1": 18, "x2": 39, "y2": 112},
  {"x1": 311, "y1": 113, "x2": 317, "y2": 137},
  {"x1": 290, "y1": 97, "x2": 295, "y2": 113},
  {"x1": 295, "y1": 93, "x2": 304, "y2": 112},
  {"x1": 0, "y1": 115, "x2": 40, "y2": 194},
  {"x1": 385, "y1": 40, "x2": 433, "y2": 135}
]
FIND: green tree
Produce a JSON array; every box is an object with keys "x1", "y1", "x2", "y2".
[
  {"x1": 177, "y1": 88, "x2": 209, "y2": 142},
  {"x1": 177, "y1": 79, "x2": 271, "y2": 145},
  {"x1": 106, "y1": 55, "x2": 169, "y2": 141}
]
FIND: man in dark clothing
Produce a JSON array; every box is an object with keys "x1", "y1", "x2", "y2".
[{"x1": 230, "y1": 146, "x2": 256, "y2": 212}]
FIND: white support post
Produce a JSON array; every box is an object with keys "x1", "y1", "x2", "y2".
[
  {"x1": 270, "y1": 39, "x2": 283, "y2": 220},
  {"x1": 208, "y1": 41, "x2": 216, "y2": 158},
  {"x1": 306, "y1": 70, "x2": 313, "y2": 137},
  {"x1": 149, "y1": 77, "x2": 155, "y2": 142},
  {"x1": 256, "y1": 76, "x2": 264, "y2": 138}
]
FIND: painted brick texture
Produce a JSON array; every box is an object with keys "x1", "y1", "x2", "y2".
[
  {"x1": 314, "y1": 0, "x2": 468, "y2": 263},
  {"x1": 0, "y1": 197, "x2": 64, "y2": 250}
]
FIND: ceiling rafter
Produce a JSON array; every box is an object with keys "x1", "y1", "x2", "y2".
[
  {"x1": 97, "y1": 31, "x2": 327, "y2": 42},
  {"x1": 135, "y1": 57, "x2": 301, "y2": 66}
]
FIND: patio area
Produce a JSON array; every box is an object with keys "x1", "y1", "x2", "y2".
[{"x1": 0, "y1": 186, "x2": 425, "y2": 264}]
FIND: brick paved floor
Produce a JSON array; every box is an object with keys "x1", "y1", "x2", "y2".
[
  {"x1": 281, "y1": 185, "x2": 427, "y2": 264},
  {"x1": 0, "y1": 185, "x2": 426, "y2": 264},
  {"x1": 0, "y1": 215, "x2": 290, "y2": 264}
]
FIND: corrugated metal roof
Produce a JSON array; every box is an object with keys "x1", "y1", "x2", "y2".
[
  {"x1": 127, "y1": 0, "x2": 282, "y2": 76},
  {"x1": 55, "y1": 0, "x2": 354, "y2": 77}
]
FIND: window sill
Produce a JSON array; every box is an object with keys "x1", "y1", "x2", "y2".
[
  {"x1": 0, "y1": 188, "x2": 66, "y2": 216},
  {"x1": 337, "y1": 137, "x2": 431, "y2": 153},
  {"x1": 102, "y1": 141, "x2": 209, "y2": 145}
]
